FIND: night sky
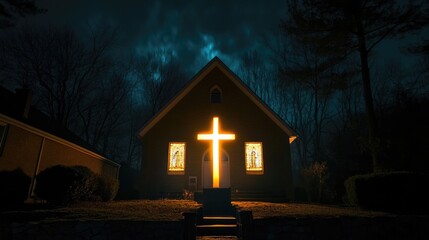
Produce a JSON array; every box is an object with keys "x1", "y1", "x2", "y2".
[{"x1": 23, "y1": 0, "x2": 288, "y2": 73}]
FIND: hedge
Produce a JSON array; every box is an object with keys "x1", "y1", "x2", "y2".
[
  {"x1": 345, "y1": 172, "x2": 429, "y2": 213},
  {"x1": 95, "y1": 176, "x2": 119, "y2": 202},
  {"x1": 0, "y1": 168, "x2": 31, "y2": 204},
  {"x1": 35, "y1": 165, "x2": 119, "y2": 205}
]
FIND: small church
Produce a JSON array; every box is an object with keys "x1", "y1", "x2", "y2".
[{"x1": 138, "y1": 57, "x2": 297, "y2": 201}]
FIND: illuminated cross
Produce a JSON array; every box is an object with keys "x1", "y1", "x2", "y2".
[{"x1": 197, "y1": 117, "x2": 235, "y2": 188}]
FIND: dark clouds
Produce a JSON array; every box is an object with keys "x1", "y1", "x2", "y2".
[{"x1": 28, "y1": 0, "x2": 287, "y2": 73}]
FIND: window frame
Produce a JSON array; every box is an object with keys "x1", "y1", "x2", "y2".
[
  {"x1": 167, "y1": 142, "x2": 186, "y2": 175},
  {"x1": 244, "y1": 142, "x2": 264, "y2": 175},
  {"x1": 210, "y1": 86, "x2": 222, "y2": 104}
]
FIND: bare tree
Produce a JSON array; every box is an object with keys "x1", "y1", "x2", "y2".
[
  {"x1": 0, "y1": 25, "x2": 138, "y2": 164},
  {"x1": 2, "y1": 25, "x2": 115, "y2": 129},
  {"x1": 283, "y1": 0, "x2": 429, "y2": 171},
  {"x1": 75, "y1": 68, "x2": 131, "y2": 156},
  {"x1": 0, "y1": 0, "x2": 44, "y2": 28},
  {"x1": 132, "y1": 49, "x2": 188, "y2": 117}
]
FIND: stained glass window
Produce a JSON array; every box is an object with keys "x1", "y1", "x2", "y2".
[
  {"x1": 168, "y1": 142, "x2": 185, "y2": 174},
  {"x1": 245, "y1": 142, "x2": 263, "y2": 174}
]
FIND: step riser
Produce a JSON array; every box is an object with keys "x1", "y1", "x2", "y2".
[
  {"x1": 196, "y1": 226, "x2": 238, "y2": 236},
  {"x1": 200, "y1": 219, "x2": 237, "y2": 225},
  {"x1": 199, "y1": 217, "x2": 237, "y2": 225}
]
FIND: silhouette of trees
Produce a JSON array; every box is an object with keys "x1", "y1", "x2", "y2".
[
  {"x1": 0, "y1": 0, "x2": 44, "y2": 28},
  {"x1": 282, "y1": 0, "x2": 429, "y2": 172},
  {"x1": 0, "y1": 25, "x2": 134, "y2": 162},
  {"x1": 2, "y1": 26, "x2": 117, "y2": 129},
  {"x1": 132, "y1": 49, "x2": 188, "y2": 117}
]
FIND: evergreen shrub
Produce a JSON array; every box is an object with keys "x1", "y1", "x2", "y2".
[
  {"x1": 95, "y1": 175, "x2": 119, "y2": 202},
  {"x1": 0, "y1": 168, "x2": 31, "y2": 204},
  {"x1": 35, "y1": 165, "x2": 97, "y2": 205},
  {"x1": 345, "y1": 172, "x2": 429, "y2": 213}
]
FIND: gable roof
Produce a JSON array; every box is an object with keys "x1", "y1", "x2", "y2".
[{"x1": 138, "y1": 57, "x2": 297, "y2": 143}]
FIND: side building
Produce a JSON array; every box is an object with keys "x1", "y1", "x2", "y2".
[{"x1": 0, "y1": 86, "x2": 120, "y2": 201}]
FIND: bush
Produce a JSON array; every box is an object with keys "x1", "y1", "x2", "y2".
[
  {"x1": 71, "y1": 166, "x2": 98, "y2": 201},
  {"x1": 345, "y1": 172, "x2": 429, "y2": 213},
  {"x1": 35, "y1": 165, "x2": 97, "y2": 205},
  {"x1": 0, "y1": 168, "x2": 31, "y2": 204},
  {"x1": 94, "y1": 176, "x2": 119, "y2": 202},
  {"x1": 301, "y1": 162, "x2": 329, "y2": 202}
]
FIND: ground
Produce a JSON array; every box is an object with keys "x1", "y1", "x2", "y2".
[{"x1": 0, "y1": 200, "x2": 388, "y2": 222}]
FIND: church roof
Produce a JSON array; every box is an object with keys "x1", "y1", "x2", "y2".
[{"x1": 138, "y1": 57, "x2": 297, "y2": 143}]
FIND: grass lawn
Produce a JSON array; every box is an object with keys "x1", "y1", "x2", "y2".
[{"x1": 0, "y1": 200, "x2": 389, "y2": 222}]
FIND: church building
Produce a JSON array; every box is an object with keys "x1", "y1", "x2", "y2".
[{"x1": 138, "y1": 57, "x2": 297, "y2": 201}]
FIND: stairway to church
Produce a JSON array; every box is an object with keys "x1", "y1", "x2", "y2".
[
  {"x1": 196, "y1": 216, "x2": 238, "y2": 238},
  {"x1": 183, "y1": 209, "x2": 253, "y2": 240},
  {"x1": 184, "y1": 189, "x2": 254, "y2": 239}
]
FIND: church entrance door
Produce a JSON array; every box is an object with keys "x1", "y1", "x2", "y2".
[{"x1": 202, "y1": 149, "x2": 230, "y2": 188}]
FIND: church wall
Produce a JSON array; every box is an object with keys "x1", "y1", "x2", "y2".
[{"x1": 140, "y1": 66, "x2": 294, "y2": 201}]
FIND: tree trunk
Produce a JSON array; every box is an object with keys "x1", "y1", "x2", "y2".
[{"x1": 357, "y1": 22, "x2": 380, "y2": 172}]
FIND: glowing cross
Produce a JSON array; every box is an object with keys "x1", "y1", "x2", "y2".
[{"x1": 197, "y1": 117, "x2": 235, "y2": 188}]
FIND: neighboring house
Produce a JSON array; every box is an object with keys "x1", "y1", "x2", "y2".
[
  {"x1": 138, "y1": 57, "x2": 297, "y2": 201},
  {"x1": 0, "y1": 86, "x2": 120, "y2": 201}
]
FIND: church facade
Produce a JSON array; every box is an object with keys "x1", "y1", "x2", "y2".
[{"x1": 138, "y1": 57, "x2": 297, "y2": 201}]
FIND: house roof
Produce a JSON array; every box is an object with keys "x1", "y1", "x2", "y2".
[{"x1": 138, "y1": 57, "x2": 298, "y2": 143}]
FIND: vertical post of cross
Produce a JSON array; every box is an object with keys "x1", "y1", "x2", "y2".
[{"x1": 197, "y1": 117, "x2": 235, "y2": 188}]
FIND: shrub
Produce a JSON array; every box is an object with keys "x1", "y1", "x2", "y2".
[
  {"x1": 94, "y1": 175, "x2": 119, "y2": 202},
  {"x1": 0, "y1": 168, "x2": 31, "y2": 204},
  {"x1": 35, "y1": 165, "x2": 97, "y2": 205},
  {"x1": 345, "y1": 172, "x2": 429, "y2": 213},
  {"x1": 71, "y1": 166, "x2": 98, "y2": 201},
  {"x1": 301, "y1": 161, "x2": 329, "y2": 202},
  {"x1": 182, "y1": 189, "x2": 194, "y2": 200}
]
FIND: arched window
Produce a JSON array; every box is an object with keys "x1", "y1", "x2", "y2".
[{"x1": 210, "y1": 86, "x2": 222, "y2": 104}]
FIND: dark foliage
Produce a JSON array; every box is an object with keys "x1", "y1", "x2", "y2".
[
  {"x1": 378, "y1": 96, "x2": 429, "y2": 172},
  {"x1": 94, "y1": 175, "x2": 119, "y2": 202},
  {"x1": 70, "y1": 166, "x2": 98, "y2": 201},
  {"x1": 345, "y1": 172, "x2": 429, "y2": 213},
  {"x1": 116, "y1": 163, "x2": 140, "y2": 199},
  {"x1": 0, "y1": 168, "x2": 31, "y2": 204},
  {"x1": 34, "y1": 165, "x2": 97, "y2": 205},
  {"x1": 283, "y1": 0, "x2": 429, "y2": 171},
  {"x1": 0, "y1": 0, "x2": 45, "y2": 28},
  {"x1": 294, "y1": 186, "x2": 309, "y2": 202}
]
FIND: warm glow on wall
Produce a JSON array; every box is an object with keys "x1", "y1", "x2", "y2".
[
  {"x1": 168, "y1": 142, "x2": 185, "y2": 174},
  {"x1": 245, "y1": 142, "x2": 263, "y2": 174},
  {"x1": 197, "y1": 117, "x2": 235, "y2": 188}
]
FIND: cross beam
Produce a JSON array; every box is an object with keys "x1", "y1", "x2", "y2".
[{"x1": 197, "y1": 117, "x2": 235, "y2": 188}]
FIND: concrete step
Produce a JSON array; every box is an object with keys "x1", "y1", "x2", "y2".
[
  {"x1": 200, "y1": 216, "x2": 237, "y2": 225},
  {"x1": 200, "y1": 207, "x2": 237, "y2": 217},
  {"x1": 196, "y1": 224, "x2": 238, "y2": 236}
]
